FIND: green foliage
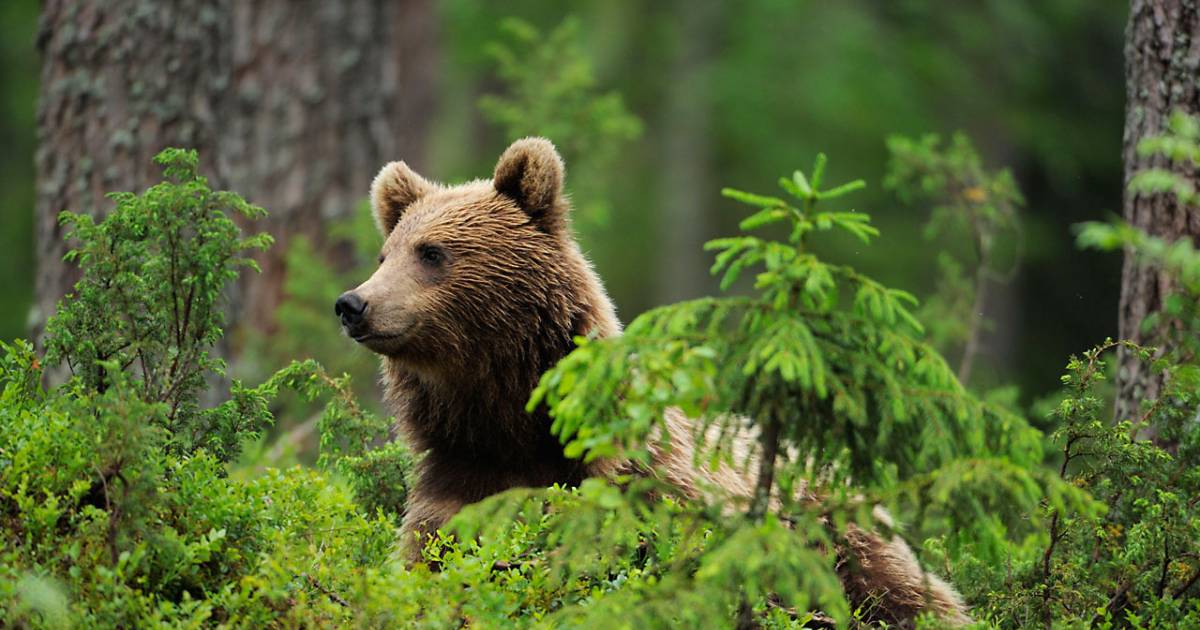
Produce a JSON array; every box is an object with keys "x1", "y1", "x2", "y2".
[
  {"x1": 953, "y1": 112, "x2": 1200, "y2": 627},
  {"x1": 10, "y1": 140, "x2": 1198, "y2": 628},
  {"x1": 43, "y1": 149, "x2": 272, "y2": 460},
  {"x1": 961, "y1": 342, "x2": 1200, "y2": 627},
  {"x1": 1129, "y1": 110, "x2": 1200, "y2": 206},
  {"x1": 480, "y1": 17, "x2": 642, "y2": 226},
  {"x1": 537, "y1": 155, "x2": 1040, "y2": 479},
  {"x1": 0, "y1": 150, "x2": 405, "y2": 627},
  {"x1": 1079, "y1": 220, "x2": 1200, "y2": 370},
  {"x1": 886, "y1": 133, "x2": 1024, "y2": 384},
  {"x1": 337, "y1": 441, "x2": 413, "y2": 518},
  {"x1": 529, "y1": 155, "x2": 1075, "y2": 625}
]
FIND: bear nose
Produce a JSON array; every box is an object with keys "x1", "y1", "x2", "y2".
[{"x1": 335, "y1": 292, "x2": 368, "y2": 325}]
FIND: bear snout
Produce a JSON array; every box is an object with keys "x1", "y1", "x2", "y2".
[{"x1": 335, "y1": 292, "x2": 369, "y2": 332}]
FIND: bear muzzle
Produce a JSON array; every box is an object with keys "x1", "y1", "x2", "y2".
[{"x1": 335, "y1": 292, "x2": 369, "y2": 337}]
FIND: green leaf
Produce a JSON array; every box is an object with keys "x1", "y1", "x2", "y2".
[
  {"x1": 818, "y1": 179, "x2": 866, "y2": 199},
  {"x1": 810, "y1": 153, "x2": 828, "y2": 190},
  {"x1": 722, "y1": 188, "x2": 788, "y2": 208},
  {"x1": 792, "y1": 170, "x2": 813, "y2": 198}
]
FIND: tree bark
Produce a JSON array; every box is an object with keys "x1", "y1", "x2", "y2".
[
  {"x1": 35, "y1": 0, "x2": 230, "y2": 338},
  {"x1": 219, "y1": 1, "x2": 438, "y2": 335},
  {"x1": 1117, "y1": 0, "x2": 1200, "y2": 423},
  {"x1": 34, "y1": 0, "x2": 438, "y2": 345}
]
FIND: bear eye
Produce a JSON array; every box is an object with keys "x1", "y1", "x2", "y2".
[
  {"x1": 418, "y1": 244, "x2": 445, "y2": 267},
  {"x1": 377, "y1": 254, "x2": 386, "y2": 265}
]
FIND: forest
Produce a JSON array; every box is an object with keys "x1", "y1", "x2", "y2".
[{"x1": 1, "y1": 1, "x2": 1198, "y2": 628}]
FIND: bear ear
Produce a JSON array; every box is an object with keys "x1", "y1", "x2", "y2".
[
  {"x1": 493, "y1": 137, "x2": 566, "y2": 232},
  {"x1": 371, "y1": 161, "x2": 434, "y2": 235}
]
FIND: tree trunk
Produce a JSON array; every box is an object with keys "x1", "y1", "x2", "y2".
[
  {"x1": 1117, "y1": 0, "x2": 1200, "y2": 423},
  {"x1": 34, "y1": 0, "x2": 438, "y2": 345},
  {"x1": 34, "y1": 0, "x2": 230, "y2": 338},
  {"x1": 218, "y1": 0, "x2": 439, "y2": 337},
  {"x1": 656, "y1": 0, "x2": 721, "y2": 303}
]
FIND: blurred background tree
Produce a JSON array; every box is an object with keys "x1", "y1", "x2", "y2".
[
  {"x1": 0, "y1": 1, "x2": 37, "y2": 340},
  {"x1": 30, "y1": 0, "x2": 438, "y2": 357},
  {"x1": 3, "y1": 0, "x2": 1128, "y2": 408}
]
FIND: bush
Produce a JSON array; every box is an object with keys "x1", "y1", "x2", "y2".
[
  {"x1": 0, "y1": 150, "x2": 402, "y2": 627},
  {"x1": 525, "y1": 155, "x2": 1082, "y2": 626},
  {"x1": 5, "y1": 136, "x2": 1199, "y2": 627}
]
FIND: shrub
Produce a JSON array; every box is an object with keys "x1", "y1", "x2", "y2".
[
  {"x1": 931, "y1": 112, "x2": 1200, "y2": 628},
  {"x1": 0, "y1": 150, "x2": 402, "y2": 627},
  {"x1": 522, "y1": 155, "x2": 1082, "y2": 626},
  {"x1": 8, "y1": 139, "x2": 1196, "y2": 628}
]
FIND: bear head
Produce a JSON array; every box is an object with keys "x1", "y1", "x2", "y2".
[{"x1": 336, "y1": 137, "x2": 618, "y2": 384}]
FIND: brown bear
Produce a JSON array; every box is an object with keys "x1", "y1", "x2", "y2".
[{"x1": 335, "y1": 137, "x2": 971, "y2": 626}]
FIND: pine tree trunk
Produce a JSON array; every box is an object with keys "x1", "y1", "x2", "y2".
[
  {"x1": 34, "y1": 0, "x2": 231, "y2": 338},
  {"x1": 34, "y1": 0, "x2": 438, "y2": 343},
  {"x1": 656, "y1": 0, "x2": 720, "y2": 303},
  {"x1": 218, "y1": 0, "x2": 439, "y2": 335},
  {"x1": 1117, "y1": 0, "x2": 1200, "y2": 424}
]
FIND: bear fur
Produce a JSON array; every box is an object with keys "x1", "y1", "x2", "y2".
[{"x1": 339, "y1": 137, "x2": 971, "y2": 626}]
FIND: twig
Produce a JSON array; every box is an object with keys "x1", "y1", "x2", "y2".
[
  {"x1": 301, "y1": 573, "x2": 350, "y2": 608},
  {"x1": 1040, "y1": 432, "x2": 1081, "y2": 626},
  {"x1": 1094, "y1": 578, "x2": 1135, "y2": 626},
  {"x1": 1174, "y1": 566, "x2": 1200, "y2": 600}
]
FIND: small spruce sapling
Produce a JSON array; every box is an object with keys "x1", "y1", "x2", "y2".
[{"x1": 525, "y1": 154, "x2": 1072, "y2": 625}]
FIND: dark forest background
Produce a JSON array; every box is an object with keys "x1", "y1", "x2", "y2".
[{"x1": 0, "y1": 0, "x2": 1126, "y2": 405}]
